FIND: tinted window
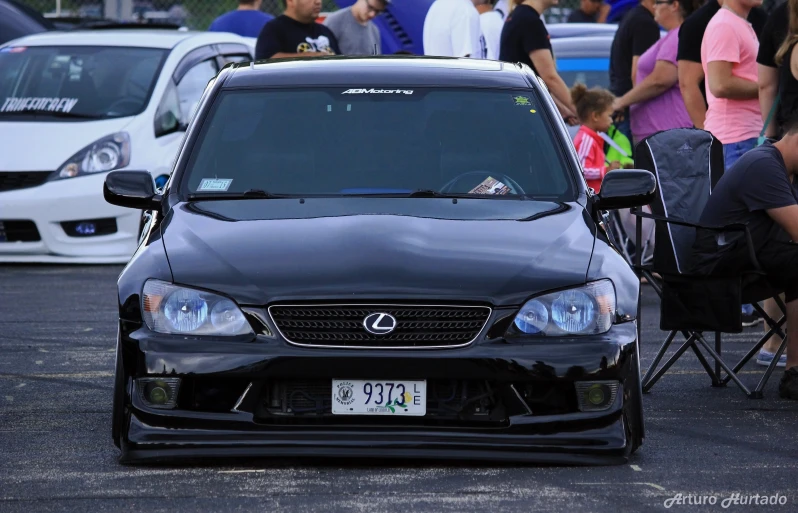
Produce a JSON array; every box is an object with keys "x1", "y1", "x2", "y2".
[
  {"x1": 0, "y1": 45, "x2": 167, "y2": 120},
  {"x1": 182, "y1": 88, "x2": 574, "y2": 200}
]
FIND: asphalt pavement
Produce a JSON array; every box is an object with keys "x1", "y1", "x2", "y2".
[{"x1": 1, "y1": 264, "x2": 797, "y2": 513}]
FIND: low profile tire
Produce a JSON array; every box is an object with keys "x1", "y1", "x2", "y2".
[
  {"x1": 111, "y1": 336, "x2": 126, "y2": 449},
  {"x1": 625, "y1": 351, "x2": 645, "y2": 454}
]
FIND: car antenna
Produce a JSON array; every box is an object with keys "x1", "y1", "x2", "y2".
[{"x1": 373, "y1": 43, "x2": 377, "y2": 56}]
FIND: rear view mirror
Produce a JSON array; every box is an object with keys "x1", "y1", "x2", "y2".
[
  {"x1": 595, "y1": 169, "x2": 656, "y2": 210},
  {"x1": 103, "y1": 170, "x2": 161, "y2": 211}
]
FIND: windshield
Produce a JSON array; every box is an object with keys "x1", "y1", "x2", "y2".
[
  {"x1": 0, "y1": 45, "x2": 167, "y2": 120},
  {"x1": 181, "y1": 87, "x2": 575, "y2": 200}
]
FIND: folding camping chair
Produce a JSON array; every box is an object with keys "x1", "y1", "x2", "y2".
[{"x1": 630, "y1": 128, "x2": 790, "y2": 399}]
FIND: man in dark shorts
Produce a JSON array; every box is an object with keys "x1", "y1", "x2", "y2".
[
  {"x1": 255, "y1": 0, "x2": 341, "y2": 60},
  {"x1": 690, "y1": 119, "x2": 798, "y2": 399}
]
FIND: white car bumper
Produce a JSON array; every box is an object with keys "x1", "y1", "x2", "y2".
[{"x1": 0, "y1": 172, "x2": 140, "y2": 264}]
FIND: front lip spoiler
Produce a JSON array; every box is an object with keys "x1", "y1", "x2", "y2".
[{"x1": 120, "y1": 412, "x2": 631, "y2": 466}]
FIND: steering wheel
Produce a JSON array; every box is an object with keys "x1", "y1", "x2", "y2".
[
  {"x1": 106, "y1": 98, "x2": 142, "y2": 115},
  {"x1": 440, "y1": 171, "x2": 526, "y2": 195}
]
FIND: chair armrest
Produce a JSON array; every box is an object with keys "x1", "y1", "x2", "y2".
[{"x1": 630, "y1": 208, "x2": 763, "y2": 272}]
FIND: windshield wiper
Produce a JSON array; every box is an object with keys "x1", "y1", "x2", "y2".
[
  {"x1": 187, "y1": 189, "x2": 288, "y2": 201},
  {"x1": 0, "y1": 110, "x2": 103, "y2": 119}
]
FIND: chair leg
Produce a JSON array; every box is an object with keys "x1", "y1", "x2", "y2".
[
  {"x1": 641, "y1": 330, "x2": 677, "y2": 390},
  {"x1": 714, "y1": 332, "x2": 723, "y2": 387},
  {"x1": 693, "y1": 333, "x2": 753, "y2": 397},
  {"x1": 751, "y1": 335, "x2": 789, "y2": 399},
  {"x1": 684, "y1": 332, "x2": 720, "y2": 386},
  {"x1": 642, "y1": 333, "x2": 698, "y2": 393},
  {"x1": 720, "y1": 309, "x2": 786, "y2": 385}
]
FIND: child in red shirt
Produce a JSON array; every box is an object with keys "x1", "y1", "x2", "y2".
[{"x1": 570, "y1": 83, "x2": 621, "y2": 193}]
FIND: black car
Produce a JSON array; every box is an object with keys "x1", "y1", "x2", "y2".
[
  {"x1": 0, "y1": 0, "x2": 52, "y2": 46},
  {"x1": 105, "y1": 56, "x2": 656, "y2": 465}
]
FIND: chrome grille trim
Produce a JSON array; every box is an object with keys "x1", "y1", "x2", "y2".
[{"x1": 267, "y1": 303, "x2": 493, "y2": 349}]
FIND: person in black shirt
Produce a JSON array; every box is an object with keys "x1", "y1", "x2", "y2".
[
  {"x1": 676, "y1": 0, "x2": 767, "y2": 130},
  {"x1": 757, "y1": 0, "x2": 790, "y2": 139},
  {"x1": 608, "y1": 0, "x2": 661, "y2": 141},
  {"x1": 499, "y1": 0, "x2": 578, "y2": 122},
  {"x1": 255, "y1": 0, "x2": 341, "y2": 60},
  {"x1": 689, "y1": 121, "x2": 798, "y2": 399},
  {"x1": 566, "y1": 0, "x2": 610, "y2": 23},
  {"x1": 755, "y1": 0, "x2": 798, "y2": 366}
]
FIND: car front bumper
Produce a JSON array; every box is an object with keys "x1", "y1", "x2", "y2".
[
  {"x1": 0, "y1": 172, "x2": 139, "y2": 263},
  {"x1": 118, "y1": 321, "x2": 641, "y2": 465}
]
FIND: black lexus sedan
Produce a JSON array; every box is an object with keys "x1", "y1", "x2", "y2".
[{"x1": 105, "y1": 56, "x2": 656, "y2": 465}]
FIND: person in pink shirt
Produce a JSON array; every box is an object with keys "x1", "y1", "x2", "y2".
[
  {"x1": 611, "y1": 0, "x2": 700, "y2": 143},
  {"x1": 701, "y1": 0, "x2": 764, "y2": 169}
]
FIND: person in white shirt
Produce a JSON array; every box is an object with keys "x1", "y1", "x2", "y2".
[
  {"x1": 494, "y1": 0, "x2": 511, "y2": 19},
  {"x1": 423, "y1": 0, "x2": 486, "y2": 58},
  {"x1": 473, "y1": 0, "x2": 504, "y2": 60}
]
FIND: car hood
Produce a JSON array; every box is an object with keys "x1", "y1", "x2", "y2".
[
  {"x1": 161, "y1": 199, "x2": 596, "y2": 307},
  {"x1": 0, "y1": 118, "x2": 132, "y2": 170}
]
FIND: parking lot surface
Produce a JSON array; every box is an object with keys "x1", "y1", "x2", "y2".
[{"x1": 1, "y1": 264, "x2": 797, "y2": 512}]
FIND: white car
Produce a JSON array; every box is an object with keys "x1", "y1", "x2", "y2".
[{"x1": 0, "y1": 28, "x2": 253, "y2": 263}]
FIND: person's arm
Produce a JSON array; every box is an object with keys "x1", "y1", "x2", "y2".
[
  {"x1": 597, "y1": 3, "x2": 611, "y2": 23},
  {"x1": 530, "y1": 49, "x2": 577, "y2": 117},
  {"x1": 615, "y1": 60, "x2": 677, "y2": 110},
  {"x1": 630, "y1": 22, "x2": 660, "y2": 86},
  {"x1": 767, "y1": 205, "x2": 798, "y2": 241},
  {"x1": 575, "y1": 134, "x2": 605, "y2": 181},
  {"x1": 758, "y1": 64, "x2": 779, "y2": 138},
  {"x1": 706, "y1": 60, "x2": 759, "y2": 99},
  {"x1": 678, "y1": 60, "x2": 706, "y2": 128}
]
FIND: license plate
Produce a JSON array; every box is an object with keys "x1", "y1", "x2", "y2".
[{"x1": 332, "y1": 379, "x2": 426, "y2": 415}]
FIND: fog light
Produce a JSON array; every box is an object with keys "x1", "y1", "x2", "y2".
[
  {"x1": 137, "y1": 377, "x2": 180, "y2": 409},
  {"x1": 575, "y1": 381, "x2": 619, "y2": 412},
  {"x1": 75, "y1": 222, "x2": 96, "y2": 235}
]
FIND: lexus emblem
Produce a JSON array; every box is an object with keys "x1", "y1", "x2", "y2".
[{"x1": 363, "y1": 312, "x2": 397, "y2": 335}]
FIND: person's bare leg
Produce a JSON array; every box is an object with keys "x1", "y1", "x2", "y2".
[{"x1": 763, "y1": 296, "x2": 786, "y2": 353}]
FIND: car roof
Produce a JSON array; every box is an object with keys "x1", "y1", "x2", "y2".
[
  {"x1": 551, "y1": 36, "x2": 615, "y2": 58},
  {"x1": 224, "y1": 56, "x2": 535, "y2": 89},
  {"x1": 0, "y1": 29, "x2": 249, "y2": 49}
]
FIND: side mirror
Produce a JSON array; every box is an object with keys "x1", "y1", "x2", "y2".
[
  {"x1": 594, "y1": 169, "x2": 656, "y2": 210},
  {"x1": 103, "y1": 170, "x2": 162, "y2": 211}
]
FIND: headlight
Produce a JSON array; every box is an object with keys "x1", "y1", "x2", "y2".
[
  {"x1": 510, "y1": 280, "x2": 616, "y2": 336},
  {"x1": 51, "y1": 132, "x2": 131, "y2": 180},
  {"x1": 142, "y1": 280, "x2": 253, "y2": 336}
]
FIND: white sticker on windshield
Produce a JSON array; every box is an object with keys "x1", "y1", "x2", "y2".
[
  {"x1": 469, "y1": 176, "x2": 511, "y2": 195},
  {"x1": 341, "y1": 88, "x2": 413, "y2": 95},
  {"x1": 198, "y1": 178, "x2": 233, "y2": 191},
  {"x1": 1, "y1": 97, "x2": 79, "y2": 113}
]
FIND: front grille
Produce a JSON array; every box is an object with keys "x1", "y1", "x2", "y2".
[
  {"x1": 0, "y1": 172, "x2": 51, "y2": 192},
  {"x1": 0, "y1": 220, "x2": 41, "y2": 242},
  {"x1": 268, "y1": 304, "x2": 492, "y2": 348}
]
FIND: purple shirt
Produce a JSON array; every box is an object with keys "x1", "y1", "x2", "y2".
[{"x1": 629, "y1": 29, "x2": 692, "y2": 143}]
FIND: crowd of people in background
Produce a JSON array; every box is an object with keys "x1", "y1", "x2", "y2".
[{"x1": 204, "y1": 0, "x2": 798, "y2": 395}]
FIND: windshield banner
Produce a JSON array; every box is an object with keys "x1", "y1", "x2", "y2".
[{"x1": 1, "y1": 97, "x2": 79, "y2": 113}]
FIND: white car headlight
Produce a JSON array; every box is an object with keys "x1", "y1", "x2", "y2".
[
  {"x1": 142, "y1": 280, "x2": 253, "y2": 336},
  {"x1": 511, "y1": 280, "x2": 616, "y2": 336},
  {"x1": 52, "y1": 132, "x2": 131, "y2": 180}
]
